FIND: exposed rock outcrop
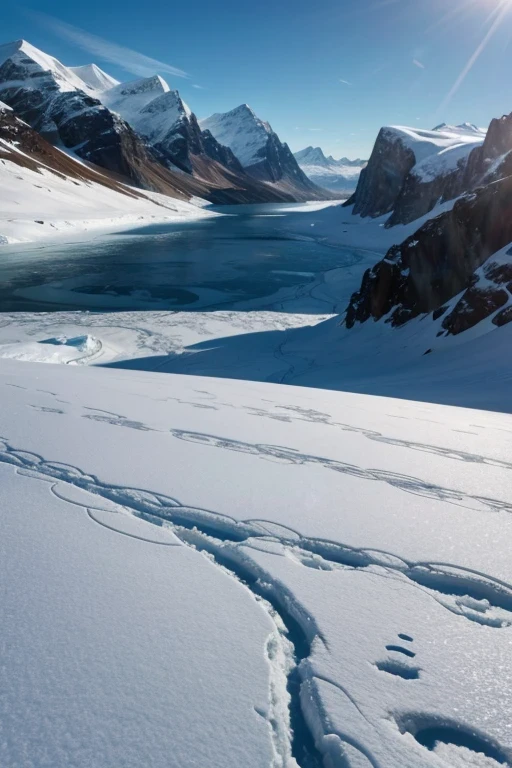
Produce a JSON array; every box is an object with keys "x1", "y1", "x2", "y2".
[
  {"x1": 345, "y1": 128, "x2": 417, "y2": 218},
  {"x1": 345, "y1": 176, "x2": 512, "y2": 331},
  {"x1": 441, "y1": 250, "x2": 512, "y2": 335}
]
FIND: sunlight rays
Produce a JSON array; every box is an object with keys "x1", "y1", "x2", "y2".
[{"x1": 438, "y1": 0, "x2": 512, "y2": 115}]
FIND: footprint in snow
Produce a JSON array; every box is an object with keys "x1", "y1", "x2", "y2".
[{"x1": 375, "y1": 634, "x2": 421, "y2": 680}]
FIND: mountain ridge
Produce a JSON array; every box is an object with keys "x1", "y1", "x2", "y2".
[{"x1": 0, "y1": 39, "x2": 332, "y2": 204}]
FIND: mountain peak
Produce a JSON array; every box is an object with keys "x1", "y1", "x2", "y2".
[
  {"x1": 294, "y1": 146, "x2": 328, "y2": 166},
  {"x1": 69, "y1": 63, "x2": 120, "y2": 92},
  {"x1": 230, "y1": 103, "x2": 256, "y2": 117},
  {"x1": 112, "y1": 74, "x2": 170, "y2": 97},
  {"x1": 0, "y1": 39, "x2": 92, "y2": 93},
  {"x1": 200, "y1": 105, "x2": 273, "y2": 167},
  {"x1": 432, "y1": 122, "x2": 485, "y2": 136}
]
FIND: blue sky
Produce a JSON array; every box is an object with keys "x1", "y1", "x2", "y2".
[{"x1": 4, "y1": 0, "x2": 512, "y2": 158}]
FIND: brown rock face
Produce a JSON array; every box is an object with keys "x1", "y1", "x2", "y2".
[
  {"x1": 385, "y1": 167, "x2": 464, "y2": 228},
  {"x1": 493, "y1": 306, "x2": 512, "y2": 327},
  {"x1": 345, "y1": 128, "x2": 416, "y2": 219},
  {"x1": 345, "y1": 175, "x2": 512, "y2": 330},
  {"x1": 442, "y1": 287, "x2": 509, "y2": 335}
]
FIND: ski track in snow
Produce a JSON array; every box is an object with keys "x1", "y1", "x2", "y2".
[{"x1": 0, "y1": 434, "x2": 511, "y2": 767}]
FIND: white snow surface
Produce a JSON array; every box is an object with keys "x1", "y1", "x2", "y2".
[
  {"x1": 383, "y1": 125, "x2": 484, "y2": 182},
  {"x1": 200, "y1": 104, "x2": 272, "y2": 167},
  {"x1": 0, "y1": 134, "x2": 215, "y2": 244},
  {"x1": 103, "y1": 74, "x2": 169, "y2": 116},
  {"x1": 69, "y1": 62, "x2": 120, "y2": 93},
  {"x1": 432, "y1": 122, "x2": 486, "y2": 137},
  {"x1": 0, "y1": 358, "x2": 511, "y2": 767}
]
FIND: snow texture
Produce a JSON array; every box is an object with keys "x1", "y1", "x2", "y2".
[
  {"x1": 0, "y1": 131, "x2": 216, "y2": 244},
  {"x1": 0, "y1": 359, "x2": 511, "y2": 768},
  {"x1": 384, "y1": 125, "x2": 484, "y2": 182},
  {"x1": 69, "y1": 62, "x2": 120, "y2": 93}
]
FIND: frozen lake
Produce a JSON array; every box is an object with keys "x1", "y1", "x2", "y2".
[{"x1": 0, "y1": 203, "x2": 362, "y2": 312}]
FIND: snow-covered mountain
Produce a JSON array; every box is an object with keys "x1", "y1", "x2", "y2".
[
  {"x1": 69, "y1": 63, "x2": 120, "y2": 94},
  {"x1": 0, "y1": 39, "x2": 329, "y2": 204},
  {"x1": 101, "y1": 75, "x2": 243, "y2": 177},
  {"x1": 0, "y1": 39, "x2": 186, "y2": 194},
  {"x1": 294, "y1": 146, "x2": 366, "y2": 193},
  {"x1": 294, "y1": 146, "x2": 366, "y2": 168},
  {"x1": 200, "y1": 104, "x2": 333, "y2": 200},
  {"x1": 345, "y1": 124, "x2": 486, "y2": 225},
  {"x1": 432, "y1": 121, "x2": 486, "y2": 136}
]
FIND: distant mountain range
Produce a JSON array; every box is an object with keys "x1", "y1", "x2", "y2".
[
  {"x1": 293, "y1": 146, "x2": 366, "y2": 194},
  {"x1": 0, "y1": 39, "x2": 333, "y2": 205}
]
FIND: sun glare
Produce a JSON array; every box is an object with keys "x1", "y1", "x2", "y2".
[{"x1": 438, "y1": 0, "x2": 512, "y2": 113}]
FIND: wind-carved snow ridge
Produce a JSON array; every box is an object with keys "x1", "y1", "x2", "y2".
[{"x1": 1, "y1": 436, "x2": 512, "y2": 766}]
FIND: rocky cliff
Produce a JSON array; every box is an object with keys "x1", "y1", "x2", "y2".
[
  {"x1": 345, "y1": 172, "x2": 512, "y2": 333},
  {"x1": 344, "y1": 125, "x2": 485, "y2": 226}
]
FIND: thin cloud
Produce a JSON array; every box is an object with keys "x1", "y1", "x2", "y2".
[
  {"x1": 339, "y1": 78, "x2": 352, "y2": 86},
  {"x1": 192, "y1": 84, "x2": 204, "y2": 89},
  {"x1": 413, "y1": 59, "x2": 426, "y2": 69},
  {"x1": 308, "y1": 128, "x2": 324, "y2": 132},
  {"x1": 28, "y1": 10, "x2": 190, "y2": 79}
]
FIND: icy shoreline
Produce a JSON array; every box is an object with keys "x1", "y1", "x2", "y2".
[{"x1": 0, "y1": 201, "x2": 218, "y2": 246}]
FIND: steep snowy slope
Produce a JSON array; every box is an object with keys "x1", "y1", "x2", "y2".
[
  {"x1": 0, "y1": 105, "x2": 215, "y2": 243},
  {"x1": 201, "y1": 104, "x2": 273, "y2": 167},
  {"x1": 294, "y1": 146, "x2": 366, "y2": 193},
  {"x1": 0, "y1": 358, "x2": 511, "y2": 768},
  {"x1": 0, "y1": 39, "x2": 93, "y2": 93},
  {"x1": 103, "y1": 74, "x2": 174, "y2": 124},
  {"x1": 201, "y1": 105, "x2": 333, "y2": 200}
]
